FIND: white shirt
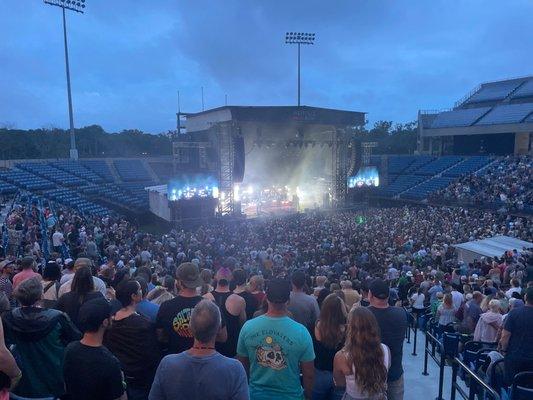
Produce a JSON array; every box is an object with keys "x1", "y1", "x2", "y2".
[
  {"x1": 505, "y1": 287, "x2": 521, "y2": 299},
  {"x1": 52, "y1": 232, "x2": 64, "y2": 247},
  {"x1": 411, "y1": 293, "x2": 425, "y2": 309},
  {"x1": 58, "y1": 275, "x2": 107, "y2": 297},
  {"x1": 451, "y1": 290, "x2": 464, "y2": 310}
]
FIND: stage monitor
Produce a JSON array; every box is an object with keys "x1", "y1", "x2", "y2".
[{"x1": 348, "y1": 166, "x2": 380, "y2": 188}]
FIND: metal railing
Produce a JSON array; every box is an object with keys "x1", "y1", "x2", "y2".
[
  {"x1": 422, "y1": 330, "x2": 446, "y2": 400},
  {"x1": 451, "y1": 357, "x2": 500, "y2": 400}
]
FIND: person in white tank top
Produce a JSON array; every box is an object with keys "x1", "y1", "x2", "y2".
[{"x1": 333, "y1": 307, "x2": 391, "y2": 400}]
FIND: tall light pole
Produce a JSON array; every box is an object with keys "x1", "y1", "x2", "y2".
[
  {"x1": 44, "y1": 0, "x2": 86, "y2": 160},
  {"x1": 285, "y1": 32, "x2": 315, "y2": 107}
]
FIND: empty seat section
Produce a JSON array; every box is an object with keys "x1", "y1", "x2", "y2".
[
  {"x1": 149, "y1": 162, "x2": 174, "y2": 182},
  {"x1": 466, "y1": 80, "x2": 526, "y2": 104},
  {"x1": 475, "y1": 103, "x2": 533, "y2": 125},
  {"x1": 402, "y1": 156, "x2": 435, "y2": 174},
  {"x1": 400, "y1": 176, "x2": 456, "y2": 200},
  {"x1": 81, "y1": 160, "x2": 114, "y2": 182},
  {"x1": 387, "y1": 156, "x2": 415, "y2": 174},
  {"x1": 16, "y1": 163, "x2": 86, "y2": 187},
  {"x1": 43, "y1": 188, "x2": 110, "y2": 216},
  {"x1": 511, "y1": 79, "x2": 533, "y2": 99},
  {"x1": 414, "y1": 156, "x2": 463, "y2": 176},
  {"x1": 430, "y1": 108, "x2": 491, "y2": 128},
  {"x1": 51, "y1": 161, "x2": 104, "y2": 183},
  {"x1": 377, "y1": 175, "x2": 426, "y2": 197},
  {"x1": 0, "y1": 169, "x2": 55, "y2": 191},
  {"x1": 443, "y1": 156, "x2": 491, "y2": 177},
  {"x1": 113, "y1": 160, "x2": 152, "y2": 182}
]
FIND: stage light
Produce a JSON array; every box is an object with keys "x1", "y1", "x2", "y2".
[{"x1": 213, "y1": 187, "x2": 219, "y2": 198}]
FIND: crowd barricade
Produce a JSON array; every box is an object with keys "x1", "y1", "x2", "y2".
[
  {"x1": 451, "y1": 357, "x2": 500, "y2": 400},
  {"x1": 403, "y1": 306, "x2": 419, "y2": 356},
  {"x1": 510, "y1": 371, "x2": 533, "y2": 400}
]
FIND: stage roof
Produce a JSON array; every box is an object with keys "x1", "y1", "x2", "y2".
[
  {"x1": 454, "y1": 235, "x2": 533, "y2": 263},
  {"x1": 183, "y1": 105, "x2": 366, "y2": 133}
]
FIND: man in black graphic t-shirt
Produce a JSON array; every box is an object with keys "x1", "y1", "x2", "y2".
[{"x1": 156, "y1": 262, "x2": 204, "y2": 354}]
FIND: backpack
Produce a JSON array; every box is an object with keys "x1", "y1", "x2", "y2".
[{"x1": 40, "y1": 281, "x2": 60, "y2": 309}]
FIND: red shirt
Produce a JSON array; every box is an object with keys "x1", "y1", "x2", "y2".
[{"x1": 12, "y1": 269, "x2": 41, "y2": 288}]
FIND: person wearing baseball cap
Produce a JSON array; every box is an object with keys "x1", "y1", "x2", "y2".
[
  {"x1": 155, "y1": 262, "x2": 206, "y2": 354},
  {"x1": 63, "y1": 298, "x2": 126, "y2": 400},
  {"x1": 0, "y1": 259, "x2": 16, "y2": 300},
  {"x1": 368, "y1": 279, "x2": 408, "y2": 400},
  {"x1": 236, "y1": 278, "x2": 315, "y2": 400}
]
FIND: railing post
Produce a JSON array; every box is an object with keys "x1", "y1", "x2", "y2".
[
  {"x1": 437, "y1": 348, "x2": 445, "y2": 400},
  {"x1": 423, "y1": 332, "x2": 429, "y2": 376},
  {"x1": 412, "y1": 322, "x2": 418, "y2": 356},
  {"x1": 406, "y1": 321, "x2": 411, "y2": 343},
  {"x1": 450, "y1": 359, "x2": 457, "y2": 400}
]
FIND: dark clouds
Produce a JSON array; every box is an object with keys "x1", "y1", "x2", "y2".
[{"x1": 1, "y1": 0, "x2": 532, "y2": 132}]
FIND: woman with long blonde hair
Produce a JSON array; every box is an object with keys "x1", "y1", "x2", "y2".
[{"x1": 333, "y1": 307, "x2": 390, "y2": 400}]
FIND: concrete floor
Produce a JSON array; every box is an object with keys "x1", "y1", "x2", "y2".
[{"x1": 402, "y1": 329, "x2": 453, "y2": 400}]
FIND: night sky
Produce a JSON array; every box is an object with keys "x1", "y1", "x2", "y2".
[{"x1": 1, "y1": 0, "x2": 532, "y2": 133}]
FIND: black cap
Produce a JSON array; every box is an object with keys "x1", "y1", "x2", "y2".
[
  {"x1": 369, "y1": 278, "x2": 390, "y2": 300},
  {"x1": 266, "y1": 278, "x2": 291, "y2": 303},
  {"x1": 78, "y1": 298, "x2": 112, "y2": 333}
]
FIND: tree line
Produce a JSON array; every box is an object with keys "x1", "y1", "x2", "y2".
[
  {"x1": 0, "y1": 120, "x2": 417, "y2": 160},
  {"x1": 0, "y1": 125, "x2": 173, "y2": 160}
]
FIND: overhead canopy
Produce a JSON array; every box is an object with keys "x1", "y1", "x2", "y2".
[{"x1": 454, "y1": 235, "x2": 533, "y2": 264}]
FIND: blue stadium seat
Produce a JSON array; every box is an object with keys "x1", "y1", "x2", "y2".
[
  {"x1": 443, "y1": 156, "x2": 491, "y2": 177},
  {"x1": 466, "y1": 79, "x2": 526, "y2": 104},
  {"x1": 113, "y1": 160, "x2": 152, "y2": 182},
  {"x1": 400, "y1": 176, "x2": 455, "y2": 200},
  {"x1": 81, "y1": 160, "x2": 114, "y2": 182},
  {"x1": 476, "y1": 103, "x2": 533, "y2": 125},
  {"x1": 430, "y1": 108, "x2": 491, "y2": 128}
]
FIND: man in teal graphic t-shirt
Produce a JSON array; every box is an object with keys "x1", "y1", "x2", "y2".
[{"x1": 237, "y1": 278, "x2": 315, "y2": 400}]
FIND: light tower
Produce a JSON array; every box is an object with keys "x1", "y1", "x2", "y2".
[
  {"x1": 285, "y1": 32, "x2": 315, "y2": 106},
  {"x1": 44, "y1": 0, "x2": 86, "y2": 160}
]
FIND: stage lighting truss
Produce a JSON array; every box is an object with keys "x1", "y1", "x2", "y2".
[
  {"x1": 44, "y1": 0, "x2": 86, "y2": 13},
  {"x1": 285, "y1": 32, "x2": 315, "y2": 45}
]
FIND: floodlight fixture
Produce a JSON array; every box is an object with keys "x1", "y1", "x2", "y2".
[
  {"x1": 285, "y1": 32, "x2": 316, "y2": 106},
  {"x1": 44, "y1": 0, "x2": 87, "y2": 159}
]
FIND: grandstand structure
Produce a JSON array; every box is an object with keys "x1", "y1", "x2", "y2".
[
  {"x1": 371, "y1": 154, "x2": 493, "y2": 201},
  {"x1": 418, "y1": 76, "x2": 533, "y2": 156},
  {"x1": 0, "y1": 157, "x2": 175, "y2": 218}
]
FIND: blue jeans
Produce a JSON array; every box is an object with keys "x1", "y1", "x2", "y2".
[
  {"x1": 126, "y1": 385, "x2": 150, "y2": 400},
  {"x1": 312, "y1": 368, "x2": 344, "y2": 400}
]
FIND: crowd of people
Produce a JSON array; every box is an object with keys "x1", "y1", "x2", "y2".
[
  {"x1": 0, "y1": 197, "x2": 532, "y2": 399},
  {"x1": 433, "y1": 155, "x2": 532, "y2": 211}
]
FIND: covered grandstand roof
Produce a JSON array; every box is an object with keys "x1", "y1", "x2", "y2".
[
  {"x1": 454, "y1": 235, "x2": 533, "y2": 264},
  {"x1": 419, "y1": 75, "x2": 533, "y2": 136}
]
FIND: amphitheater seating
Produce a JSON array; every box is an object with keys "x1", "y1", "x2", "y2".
[
  {"x1": 465, "y1": 79, "x2": 526, "y2": 104},
  {"x1": 43, "y1": 188, "x2": 110, "y2": 216},
  {"x1": 378, "y1": 174, "x2": 426, "y2": 197},
  {"x1": 81, "y1": 160, "x2": 114, "y2": 182},
  {"x1": 0, "y1": 169, "x2": 55, "y2": 191},
  {"x1": 113, "y1": 160, "x2": 152, "y2": 182},
  {"x1": 387, "y1": 156, "x2": 416, "y2": 174},
  {"x1": 402, "y1": 156, "x2": 434, "y2": 174},
  {"x1": 149, "y1": 161, "x2": 174, "y2": 182},
  {"x1": 476, "y1": 103, "x2": 533, "y2": 125},
  {"x1": 430, "y1": 108, "x2": 491, "y2": 128},
  {"x1": 400, "y1": 176, "x2": 455, "y2": 200},
  {"x1": 16, "y1": 163, "x2": 86, "y2": 187},
  {"x1": 413, "y1": 156, "x2": 463, "y2": 176},
  {"x1": 442, "y1": 156, "x2": 491, "y2": 177},
  {"x1": 51, "y1": 161, "x2": 104, "y2": 183},
  {"x1": 511, "y1": 79, "x2": 533, "y2": 99},
  {"x1": 0, "y1": 182, "x2": 18, "y2": 195}
]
